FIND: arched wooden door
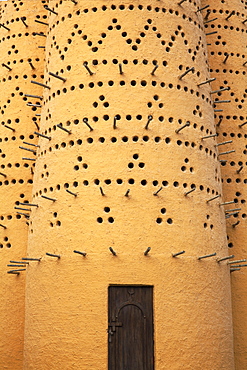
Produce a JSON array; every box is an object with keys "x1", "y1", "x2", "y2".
[{"x1": 108, "y1": 285, "x2": 154, "y2": 370}]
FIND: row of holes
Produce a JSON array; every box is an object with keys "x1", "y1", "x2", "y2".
[
  {"x1": 37, "y1": 138, "x2": 217, "y2": 161},
  {"x1": 205, "y1": 23, "x2": 247, "y2": 33},
  {"x1": 96, "y1": 216, "x2": 173, "y2": 224},
  {"x1": 41, "y1": 82, "x2": 212, "y2": 107},
  {"x1": 33, "y1": 181, "x2": 220, "y2": 198},
  {"x1": 0, "y1": 179, "x2": 33, "y2": 186}
]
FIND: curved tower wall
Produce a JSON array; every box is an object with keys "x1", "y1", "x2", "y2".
[
  {"x1": 203, "y1": 0, "x2": 247, "y2": 368},
  {"x1": 22, "y1": 1, "x2": 235, "y2": 369},
  {"x1": 0, "y1": 0, "x2": 47, "y2": 368}
]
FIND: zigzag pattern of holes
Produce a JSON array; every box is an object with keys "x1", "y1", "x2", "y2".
[{"x1": 49, "y1": 4, "x2": 202, "y2": 31}]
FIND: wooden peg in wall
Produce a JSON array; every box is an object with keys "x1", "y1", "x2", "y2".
[
  {"x1": 19, "y1": 146, "x2": 36, "y2": 154},
  {"x1": 206, "y1": 31, "x2": 218, "y2": 37},
  {"x1": 16, "y1": 212, "x2": 30, "y2": 218},
  {"x1": 22, "y1": 158, "x2": 36, "y2": 161},
  {"x1": 125, "y1": 189, "x2": 130, "y2": 197},
  {"x1": 184, "y1": 188, "x2": 196, "y2": 196},
  {"x1": 204, "y1": 9, "x2": 211, "y2": 20},
  {"x1": 198, "y1": 252, "x2": 216, "y2": 260},
  {"x1": 46, "y1": 253, "x2": 60, "y2": 258},
  {"x1": 57, "y1": 124, "x2": 71, "y2": 134},
  {"x1": 196, "y1": 5, "x2": 210, "y2": 13},
  {"x1": 113, "y1": 115, "x2": 119, "y2": 129},
  {"x1": 83, "y1": 118, "x2": 93, "y2": 131},
  {"x1": 34, "y1": 32, "x2": 46, "y2": 37},
  {"x1": 7, "y1": 269, "x2": 26, "y2": 274},
  {"x1": 179, "y1": 67, "x2": 194, "y2": 80},
  {"x1": 119, "y1": 63, "x2": 123, "y2": 75},
  {"x1": 206, "y1": 194, "x2": 221, "y2": 203},
  {"x1": 31, "y1": 80, "x2": 50, "y2": 89},
  {"x1": 204, "y1": 17, "x2": 218, "y2": 25},
  {"x1": 0, "y1": 23, "x2": 10, "y2": 31},
  {"x1": 2, "y1": 63, "x2": 12, "y2": 71},
  {"x1": 153, "y1": 187, "x2": 163, "y2": 196},
  {"x1": 66, "y1": 189, "x2": 77, "y2": 197},
  {"x1": 73, "y1": 250, "x2": 86, "y2": 256},
  {"x1": 223, "y1": 54, "x2": 230, "y2": 64},
  {"x1": 49, "y1": 72, "x2": 66, "y2": 82},
  {"x1": 22, "y1": 258, "x2": 41, "y2": 261},
  {"x1": 20, "y1": 17, "x2": 28, "y2": 27},
  {"x1": 211, "y1": 87, "x2": 230, "y2": 95},
  {"x1": 100, "y1": 187, "x2": 105, "y2": 196},
  {"x1": 0, "y1": 224, "x2": 7, "y2": 229},
  {"x1": 175, "y1": 121, "x2": 190, "y2": 133},
  {"x1": 225, "y1": 11, "x2": 235, "y2": 20},
  {"x1": 19, "y1": 202, "x2": 38, "y2": 207},
  {"x1": 23, "y1": 141, "x2": 40, "y2": 148},
  {"x1": 83, "y1": 62, "x2": 94, "y2": 76},
  {"x1": 239, "y1": 121, "x2": 247, "y2": 128},
  {"x1": 35, "y1": 19, "x2": 49, "y2": 26},
  {"x1": 236, "y1": 166, "x2": 243, "y2": 174},
  {"x1": 145, "y1": 115, "x2": 153, "y2": 129},
  {"x1": 24, "y1": 94, "x2": 43, "y2": 100},
  {"x1": 220, "y1": 201, "x2": 235, "y2": 206},
  {"x1": 217, "y1": 255, "x2": 234, "y2": 262},
  {"x1": 27, "y1": 103, "x2": 42, "y2": 108},
  {"x1": 178, "y1": 0, "x2": 187, "y2": 5},
  {"x1": 41, "y1": 195, "x2": 56, "y2": 202},
  {"x1": 198, "y1": 77, "x2": 216, "y2": 87},
  {"x1": 201, "y1": 134, "x2": 218, "y2": 139},
  {"x1": 213, "y1": 100, "x2": 231, "y2": 104},
  {"x1": 28, "y1": 61, "x2": 35, "y2": 70},
  {"x1": 44, "y1": 5, "x2": 58, "y2": 15},
  {"x1": 34, "y1": 131, "x2": 51, "y2": 140},
  {"x1": 172, "y1": 251, "x2": 185, "y2": 257},
  {"x1": 216, "y1": 117, "x2": 223, "y2": 126},
  {"x1": 2, "y1": 124, "x2": 15, "y2": 132},
  {"x1": 109, "y1": 247, "x2": 117, "y2": 256},
  {"x1": 218, "y1": 150, "x2": 235, "y2": 156},
  {"x1": 151, "y1": 64, "x2": 158, "y2": 76},
  {"x1": 0, "y1": 172, "x2": 6, "y2": 178},
  {"x1": 144, "y1": 247, "x2": 151, "y2": 256}
]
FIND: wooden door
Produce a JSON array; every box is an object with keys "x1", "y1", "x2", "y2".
[{"x1": 108, "y1": 285, "x2": 154, "y2": 370}]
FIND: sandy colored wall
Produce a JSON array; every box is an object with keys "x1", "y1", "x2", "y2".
[
  {"x1": 23, "y1": 1, "x2": 234, "y2": 369},
  {"x1": 0, "y1": 0, "x2": 46, "y2": 368},
  {"x1": 202, "y1": 0, "x2": 247, "y2": 368}
]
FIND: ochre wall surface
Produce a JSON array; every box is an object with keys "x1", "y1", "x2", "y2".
[
  {"x1": 22, "y1": 1, "x2": 235, "y2": 369},
  {"x1": 202, "y1": 0, "x2": 247, "y2": 368},
  {"x1": 0, "y1": 0, "x2": 46, "y2": 368}
]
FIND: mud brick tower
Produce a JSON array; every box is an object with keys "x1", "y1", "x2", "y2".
[{"x1": 0, "y1": 0, "x2": 246, "y2": 369}]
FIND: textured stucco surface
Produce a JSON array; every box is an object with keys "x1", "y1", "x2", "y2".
[
  {"x1": 24, "y1": 0, "x2": 234, "y2": 369},
  {"x1": 0, "y1": 0, "x2": 46, "y2": 368},
  {"x1": 203, "y1": 0, "x2": 247, "y2": 368},
  {"x1": 1, "y1": 0, "x2": 243, "y2": 369}
]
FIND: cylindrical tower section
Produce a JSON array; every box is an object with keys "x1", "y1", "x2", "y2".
[
  {"x1": 0, "y1": 0, "x2": 47, "y2": 368},
  {"x1": 24, "y1": 1, "x2": 234, "y2": 369},
  {"x1": 203, "y1": 0, "x2": 247, "y2": 368}
]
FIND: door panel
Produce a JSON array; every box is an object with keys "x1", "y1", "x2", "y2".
[{"x1": 108, "y1": 285, "x2": 154, "y2": 370}]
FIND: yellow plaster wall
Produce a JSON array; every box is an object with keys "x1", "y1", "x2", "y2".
[
  {"x1": 23, "y1": 1, "x2": 235, "y2": 369},
  {"x1": 0, "y1": 0, "x2": 46, "y2": 368},
  {"x1": 202, "y1": 0, "x2": 247, "y2": 367}
]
